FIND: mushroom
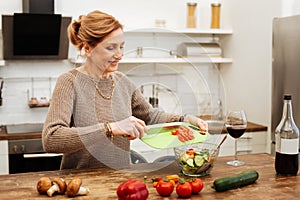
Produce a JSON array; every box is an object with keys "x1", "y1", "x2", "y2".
[
  {"x1": 66, "y1": 177, "x2": 90, "y2": 197},
  {"x1": 47, "y1": 177, "x2": 67, "y2": 197},
  {"x1": 36, "y1": 177, "x2": 52, "y2": 194}
]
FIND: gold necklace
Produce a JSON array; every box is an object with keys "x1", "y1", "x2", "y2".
[{"x1": 91, "y1": 75, "x2": 115, "y2": 100}]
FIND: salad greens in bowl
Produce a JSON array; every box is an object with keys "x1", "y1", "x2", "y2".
[{"x1": 174, "y1": 142, "x2": 220, "y2": 177}]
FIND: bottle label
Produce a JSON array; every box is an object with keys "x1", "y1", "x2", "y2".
[{"x1": 276, "y1": 138, "x2": 299, "y2": 154}]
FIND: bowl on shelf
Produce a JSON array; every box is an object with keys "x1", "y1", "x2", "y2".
[{"x1": 174, "y1": 142, "x2": 220, "y2": 177}]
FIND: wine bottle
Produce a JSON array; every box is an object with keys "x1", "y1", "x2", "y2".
[{"x1": 275, "y1": 94, "x2": 299, "y2": 176}]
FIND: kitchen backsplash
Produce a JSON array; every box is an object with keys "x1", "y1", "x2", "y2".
[
  {"x1": 0, "y1": 60, "x2": 72, "y2": 125},
  {"x1": 0, "y1": 62, "x2": 222, "y2": 125}
]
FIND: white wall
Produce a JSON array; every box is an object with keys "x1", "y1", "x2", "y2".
[
  {"x1": 0, "y1": 0, "x2": 228, "y2": 125},
  {"x1": 220, "y1": 0, "x2": 281, "y2": 124},
  {"x1": 1, "y1": 0, "x2": 300, "y2": 127},
  {"x1": 219, "y1": 0, "x2": 300, "y2": 153}
]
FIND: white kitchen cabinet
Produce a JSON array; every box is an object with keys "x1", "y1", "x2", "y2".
[
  {"x1": 0, "y1": 140, "x2": 9, "y2": 174},
  {"x1": 209, "y1": 132, "x2": 268, "y2": 157}
]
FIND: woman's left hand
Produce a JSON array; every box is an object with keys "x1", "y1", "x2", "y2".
[{"x1": 183, "y1": 114, "x2": 208, "y2": 132}]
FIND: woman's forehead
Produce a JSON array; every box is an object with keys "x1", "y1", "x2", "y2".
[{"x1": 101, "y1": 28, "x2": 124, "y2": 45}]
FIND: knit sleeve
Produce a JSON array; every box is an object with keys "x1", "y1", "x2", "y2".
[
  {"x1": 42, "y1": 71, "x2": 106, "y2": 154},
  {"x1": 131, "y1": 87, "x2": 181, "y2": 125}
]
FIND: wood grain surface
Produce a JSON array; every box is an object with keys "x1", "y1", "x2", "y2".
[{"x1": 0, "y1": 153, "x2": 298, "y2": 199}]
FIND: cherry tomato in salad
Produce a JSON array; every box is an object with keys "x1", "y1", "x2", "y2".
[
  {"x1": 186, "y1": 148, "x2": 195, "y2": 157},
  {"x1": 189, "y1": 178, "x2": 204, "y2": 194}
]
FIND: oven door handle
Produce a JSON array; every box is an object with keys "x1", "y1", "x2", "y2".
[{"x1": 23, "y1": 153, "x2": 63, "y2": 158}]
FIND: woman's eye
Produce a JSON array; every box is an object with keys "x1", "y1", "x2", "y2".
[{"x1": 106, "y1": 46, "x2": 114, "y2": 51}]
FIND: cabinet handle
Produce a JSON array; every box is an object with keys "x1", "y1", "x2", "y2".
[
  {"x1": 237, "y1": 150, "x2": 252, "y2": 153},
  {"x1": 239, "y1": 137, "x2": 252, "y2": 139}
]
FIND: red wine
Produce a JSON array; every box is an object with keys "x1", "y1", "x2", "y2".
[
  {"x1": 226, "y1": 126, "x2": 246, "y2": 138},
  {"x1": 275, "y1": 152, "x2": 298, "y2": 176}
]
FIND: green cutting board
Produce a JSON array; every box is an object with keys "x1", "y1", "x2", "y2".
[{"x1": 141, "y1": 122, "x2": 210, "y2": 149}]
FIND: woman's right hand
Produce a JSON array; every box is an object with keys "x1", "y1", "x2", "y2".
[{"x1": 109, "y1": 116, "x2": 147, "y2": 140}]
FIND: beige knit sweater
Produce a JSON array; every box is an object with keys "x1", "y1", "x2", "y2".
[{"x1": 42, "y1": 69, "x2": 180, "y2": 170}]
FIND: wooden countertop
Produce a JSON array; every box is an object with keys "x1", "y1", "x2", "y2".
[
  {"x1": 0, "y1": 121, "x2": 267, "y2": 141},
  {"x1": 200, "y1": 115, "x2": 268, "y2": 133},
  {"x1": 0, "y1": 153, "x2": 298, "y2": 199}
]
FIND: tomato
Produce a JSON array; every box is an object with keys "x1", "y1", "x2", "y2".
[
  {"x1": 176, "y1": 180, "x2": 192, "y2": 198},
  {"x1": 156, "y1": 179, "x2": 174, "y2": 197},
  {"x1": 189, "y1": 178, "x2": 204, "y2": 194},
  {"x1": 171, "y1": 129, "x2": 179, "y2": 135}
]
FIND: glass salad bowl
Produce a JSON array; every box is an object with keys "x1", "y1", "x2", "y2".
[{"x1": 174, "y1": 142, "x2": 220, "y2": 177}]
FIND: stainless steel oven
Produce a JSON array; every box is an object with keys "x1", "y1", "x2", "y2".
[{"x1": 8, "y1": 138, "x2": 62, "y2": 174}]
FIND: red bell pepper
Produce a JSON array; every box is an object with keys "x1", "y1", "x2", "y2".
[{"x1": 117, "y1": 179, "x2": 149, "y2": 200}]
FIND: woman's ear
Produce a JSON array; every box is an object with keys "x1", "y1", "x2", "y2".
[{"x1": 83, "y1": 43, "x2": 91, "y2": 54}]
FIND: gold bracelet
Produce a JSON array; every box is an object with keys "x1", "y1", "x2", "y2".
[{"x1": 104, "y1": 122, "x2": 113, "y2": 142}]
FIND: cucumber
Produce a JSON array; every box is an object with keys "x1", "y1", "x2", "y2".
[
  {"x1": 194, "y1": 155, "x2": 205, "y2": 167},
  {"x1": 213, "y1": 170, "x2": 259, "y2": 192}
]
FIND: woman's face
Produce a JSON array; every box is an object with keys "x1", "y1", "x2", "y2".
[{"x1": 87, "y1": 28, "x2": 124, "y2": 76}]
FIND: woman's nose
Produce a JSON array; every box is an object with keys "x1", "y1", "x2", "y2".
[{"x1": 114, "y1": 51, "x2": 123, "y2": 59}]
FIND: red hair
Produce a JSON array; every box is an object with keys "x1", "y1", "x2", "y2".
[{"x1": 68, "y1": 10, "x2": 123, "y2": 51}]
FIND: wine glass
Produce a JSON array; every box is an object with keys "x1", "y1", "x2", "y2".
[{"x1": 225, "y1": 110, "x2": 247, "y2": 166}]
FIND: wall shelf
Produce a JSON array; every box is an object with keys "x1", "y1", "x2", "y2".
[
  {"x1": 120, "y1": 57, "x2": 232, "y2": 64},
  {"x1": 69, "y1": 28, "x2": 233, "y2": 66},
  {"x1": 69, "y1": 57, "x2": 232, "y2": 66},
  {"x1": 124, "y1": 28, "x2": 233, "y2": 35}
]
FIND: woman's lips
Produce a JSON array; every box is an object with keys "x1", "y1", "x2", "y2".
[
  {"x1": 110, "y1": 60, "x2": 119, "y2": 66},
  {"x1": 110, "y1": 58, "x2": 122, "y2": 65}
]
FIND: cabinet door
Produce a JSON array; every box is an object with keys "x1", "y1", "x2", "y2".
[
  {"x1": 0, "y1": 140, "x2": 9, "y2": 174},
  {"x1": 208, "y1": 132, "x2": 267, "y2": 157}
]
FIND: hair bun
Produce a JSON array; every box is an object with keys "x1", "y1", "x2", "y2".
[{"x1": 74, "y1": 21, "x2": 81, "y2": 34}]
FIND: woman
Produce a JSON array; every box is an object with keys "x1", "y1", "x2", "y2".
[{"x1": 42, "y1": 10, "x2": 208, "y2": 170}]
